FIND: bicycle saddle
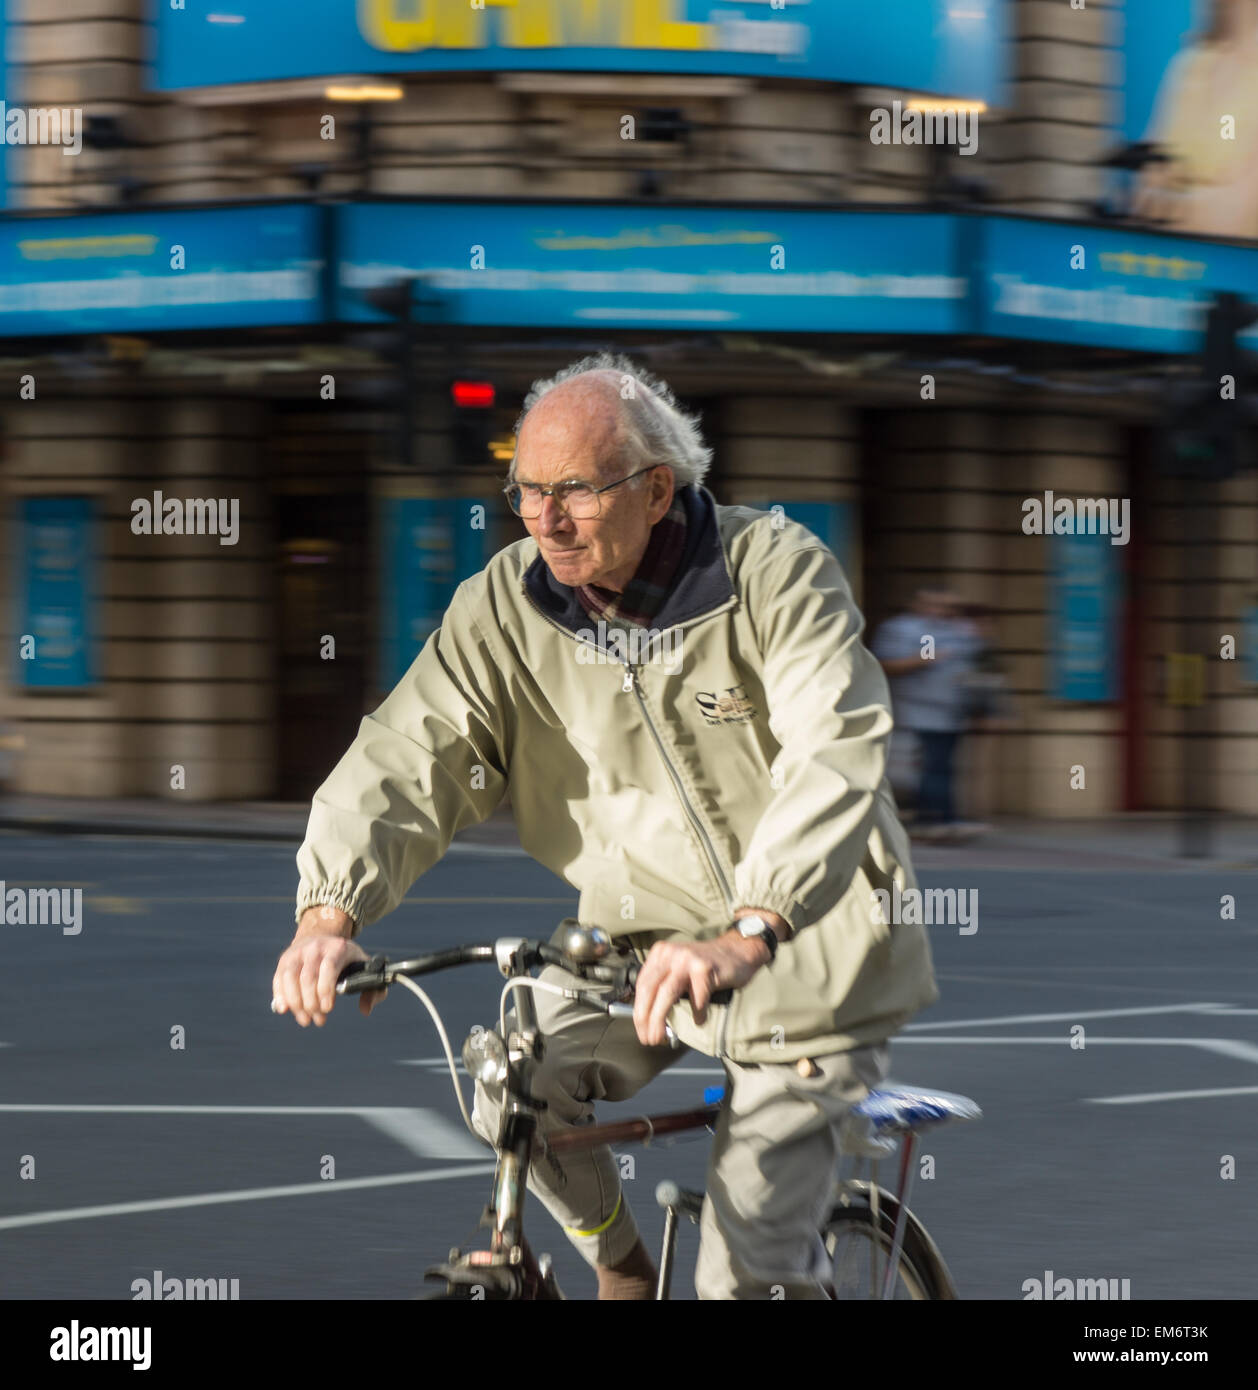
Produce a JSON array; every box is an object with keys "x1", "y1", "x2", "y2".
[{"x1": 851, "y1": 1086, "x2": 982, "y2": 1134}]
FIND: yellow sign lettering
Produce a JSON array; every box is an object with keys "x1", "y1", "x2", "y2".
[
  {"x1": 358, "y1": 0, "x2": 476, "y2": 52},
  {"x1": 359, "y1": 0, "x2": 709, "y2": 53},
  {"x1": 624, "y1": 0, "x2": 706, "y2": 51}
]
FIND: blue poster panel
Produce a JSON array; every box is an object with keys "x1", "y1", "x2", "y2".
[
  {"x1": 1113, "y1": 0, "x2": 1258, "y2": 245},
  {"x1": 1049, "y1": 529, "x2": 1123, "y2": 702},
  {"x1": 153, "y1": 1, "x2": 1007, "y2": 107},
  {"x1": 1243, "y1": 603, "x2": 1258, "y2": 685},
  {"x1": 15, "y1": 496, "x2": 97, "y2": 689},
  {"x1": 377, "y1": 494, "x2": 494, "y2": 690}
]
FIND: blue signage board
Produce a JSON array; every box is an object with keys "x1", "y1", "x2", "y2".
[
  {"x1": 1049, "y1": 529, "x2": 1123, "y2": 703},
  {"x1": 14, "y1": 497, "x2": 97, "y2": 689},
  {"x1": 153, "y1": 0, "x2": 1008, "y2": 106},
  {"x1": 338, "y1": 203, "x2": 969, "y2": 335},
  {"x1": 378, "y1": 494, "x2": 494, "y2": 690},
  {"x1": 3, "y1": 199, "x2": 1258, "y2": 350},
  {"x1": 977, "y1": 215, "x2": 1258, "y2": 354},
  {"x1": 0, "y1": 203, "x2": 323, "y2": 336}
]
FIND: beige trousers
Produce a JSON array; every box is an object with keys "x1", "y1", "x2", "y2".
[{"x1": 470, "y1": 958, "x2": 890, "y2": 1300}]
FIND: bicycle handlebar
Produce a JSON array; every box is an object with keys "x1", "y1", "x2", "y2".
[
  {"x1": 335, "y1": 943, "x2": 497, "y2": 995},
  {"x1": 333, "y1": 937, "x2": 732, "y2": 1010}
]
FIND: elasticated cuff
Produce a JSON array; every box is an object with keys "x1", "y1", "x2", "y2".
[{"x1": 294, "y1": 886, "x2": 366, "y2": 935}]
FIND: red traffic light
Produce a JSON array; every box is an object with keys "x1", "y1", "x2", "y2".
[{"x1": 451, "y1": 380, "x2": 495, "y2": 409}]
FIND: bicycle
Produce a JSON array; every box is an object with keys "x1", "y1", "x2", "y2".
[{"x1": 333, "y1": 923, "x2": 980, "y2": 1299}]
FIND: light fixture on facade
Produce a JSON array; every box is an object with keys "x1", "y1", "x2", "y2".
[
  {"x1": 906, "y1": 97, "x2": 987, "y2": 115},
  {"x1": 325, "y1": 83, "x2": 404, "y2": 102}
]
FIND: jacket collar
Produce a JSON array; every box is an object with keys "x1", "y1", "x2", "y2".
[{"x1": 522, "y1": 483, "x2": 735, "y2": 634}]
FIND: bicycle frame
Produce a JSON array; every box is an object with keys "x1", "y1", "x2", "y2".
[
  {"x1": 461, "y1": 1007, "x2": 922, "y2": 1301},
  {"x1": 336, "y1": 933, "x2": 936, "y2": 1300}
]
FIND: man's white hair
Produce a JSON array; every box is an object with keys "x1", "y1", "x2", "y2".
[{"x1": 511, "y1": 352, "x2": 713, "y2": 488}]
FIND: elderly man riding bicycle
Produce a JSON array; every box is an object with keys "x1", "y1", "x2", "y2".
[{"x1": 272, "y1": 352, "x2": 938, "y2": 1300}]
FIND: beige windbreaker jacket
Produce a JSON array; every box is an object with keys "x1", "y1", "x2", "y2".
[{"x1": 295, "y1": 483, "x2": 938, "y2": 1063}]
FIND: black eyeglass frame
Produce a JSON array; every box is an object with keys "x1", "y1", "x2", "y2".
[{"x1": 501, "y1": 464, "x2": 663, "y2": 517}]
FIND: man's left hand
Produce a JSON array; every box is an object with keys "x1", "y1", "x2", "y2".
[{"x1": 632, "y1": 914, "x2": 785, "y2": 1046}]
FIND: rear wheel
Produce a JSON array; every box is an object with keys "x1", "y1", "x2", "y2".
[{"x1": 822, "y1": 1199, "x2": 949, "y2": 1300}]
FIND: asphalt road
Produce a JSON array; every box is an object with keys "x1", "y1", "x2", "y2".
[{"x1": 2, "y1": 831, "x2": 1255, "y2": 1301}]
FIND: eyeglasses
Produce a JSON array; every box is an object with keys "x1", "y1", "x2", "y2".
[{"x1": 503, "y1": 465, "x2": 661, "y2": 519}]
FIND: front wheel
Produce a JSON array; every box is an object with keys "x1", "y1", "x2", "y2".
[{"x1": 821, "y1": 1195, "x2": 954, "y2": 1300}]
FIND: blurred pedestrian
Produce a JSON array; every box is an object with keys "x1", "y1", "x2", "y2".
[
  {"x1": 872, "y1": 588, "x2": 987, "y2": 842},
  {"x1": 954, "y1": 602, "x2": 1014, "y2": 828},
  {"x1": 956, "y1": 603, "x2": 1014, "y2": 729}
]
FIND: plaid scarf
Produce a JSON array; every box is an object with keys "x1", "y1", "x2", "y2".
[{"x1": 575, "y1": 488, "x2": 688, "y2": 627}]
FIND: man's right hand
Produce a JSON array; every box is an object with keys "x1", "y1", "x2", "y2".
[{"x1": 272, "y1": 905, "x2": 386, "y2": 1026}]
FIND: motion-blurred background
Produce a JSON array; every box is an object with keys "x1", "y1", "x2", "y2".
[{"x1": 1, "y1": 0, "x2": 1255, "y2": 839}]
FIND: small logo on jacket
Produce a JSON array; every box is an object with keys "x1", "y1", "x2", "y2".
[{"x1": 696, "y1": 685, "x2": 757, "y2": 726}]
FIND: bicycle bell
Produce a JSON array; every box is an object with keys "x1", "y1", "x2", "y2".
[{"x1": 561, "y1": 924, "x2": 612, "y2": 963}]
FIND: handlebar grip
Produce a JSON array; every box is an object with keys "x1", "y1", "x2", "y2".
[{"x1": 336, "y1": 954, "x2": 389, "y2": 995}]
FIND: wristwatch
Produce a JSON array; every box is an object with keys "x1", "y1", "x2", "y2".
[{"x1": 734, "y1": 915, "x2": 778, "y2": 963}]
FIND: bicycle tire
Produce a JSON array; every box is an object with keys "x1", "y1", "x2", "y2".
[{"x1": 822, "y1": 1199, "x2": 953, "y2": 1301}]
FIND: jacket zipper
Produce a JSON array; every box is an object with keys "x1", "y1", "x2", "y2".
[
  {"x1": 623, "y1": 658, "x2": 739, "y2": 1059},
  {"x1": 621, "y1": 659, "x2": 735, "y2": 915},
  {"x1": 521, "y1": 587, "x2": 742, "y2": 1056}
]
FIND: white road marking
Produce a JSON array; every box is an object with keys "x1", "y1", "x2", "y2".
[
  {"x1": 893, "y1": 1036, "x2": 1258, "y2": 1063},
  {"x1": 48, "y1": 894, "x2": 574, "y2": 905},
  {"x1": 397, "y1": 1058, "x2": 723, "y2": 1077},
  {"x1": 58, "y1": 833, "x2": 526, "y2": 853},
  {"x1": 402, "y1": 1020, "x2": 1258, "y2": 1069},
  {"x1": 0, "y1": 1164, "x2": 497, "y2": 1232},
  {"x1": 0, "y1": 1103, "x2": 439, "y2": 1116},
  {"x1": 1087, "y1": 1084, "x2": 1258, "y2": 1105},
  {"x1": 359, "y1": 1107, "x2": 485, "y2": 1160},
  {"x1": 907, "y1": 1003, "x2": 1230, "y2": 1031},
  {"x1": 0, "y1": 1104, "x2": 487, "y2": 1160}
]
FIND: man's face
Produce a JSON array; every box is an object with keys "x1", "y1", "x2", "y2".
[{"x1": 512, "y1": 394, "x2": 673, "y2": 591}]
